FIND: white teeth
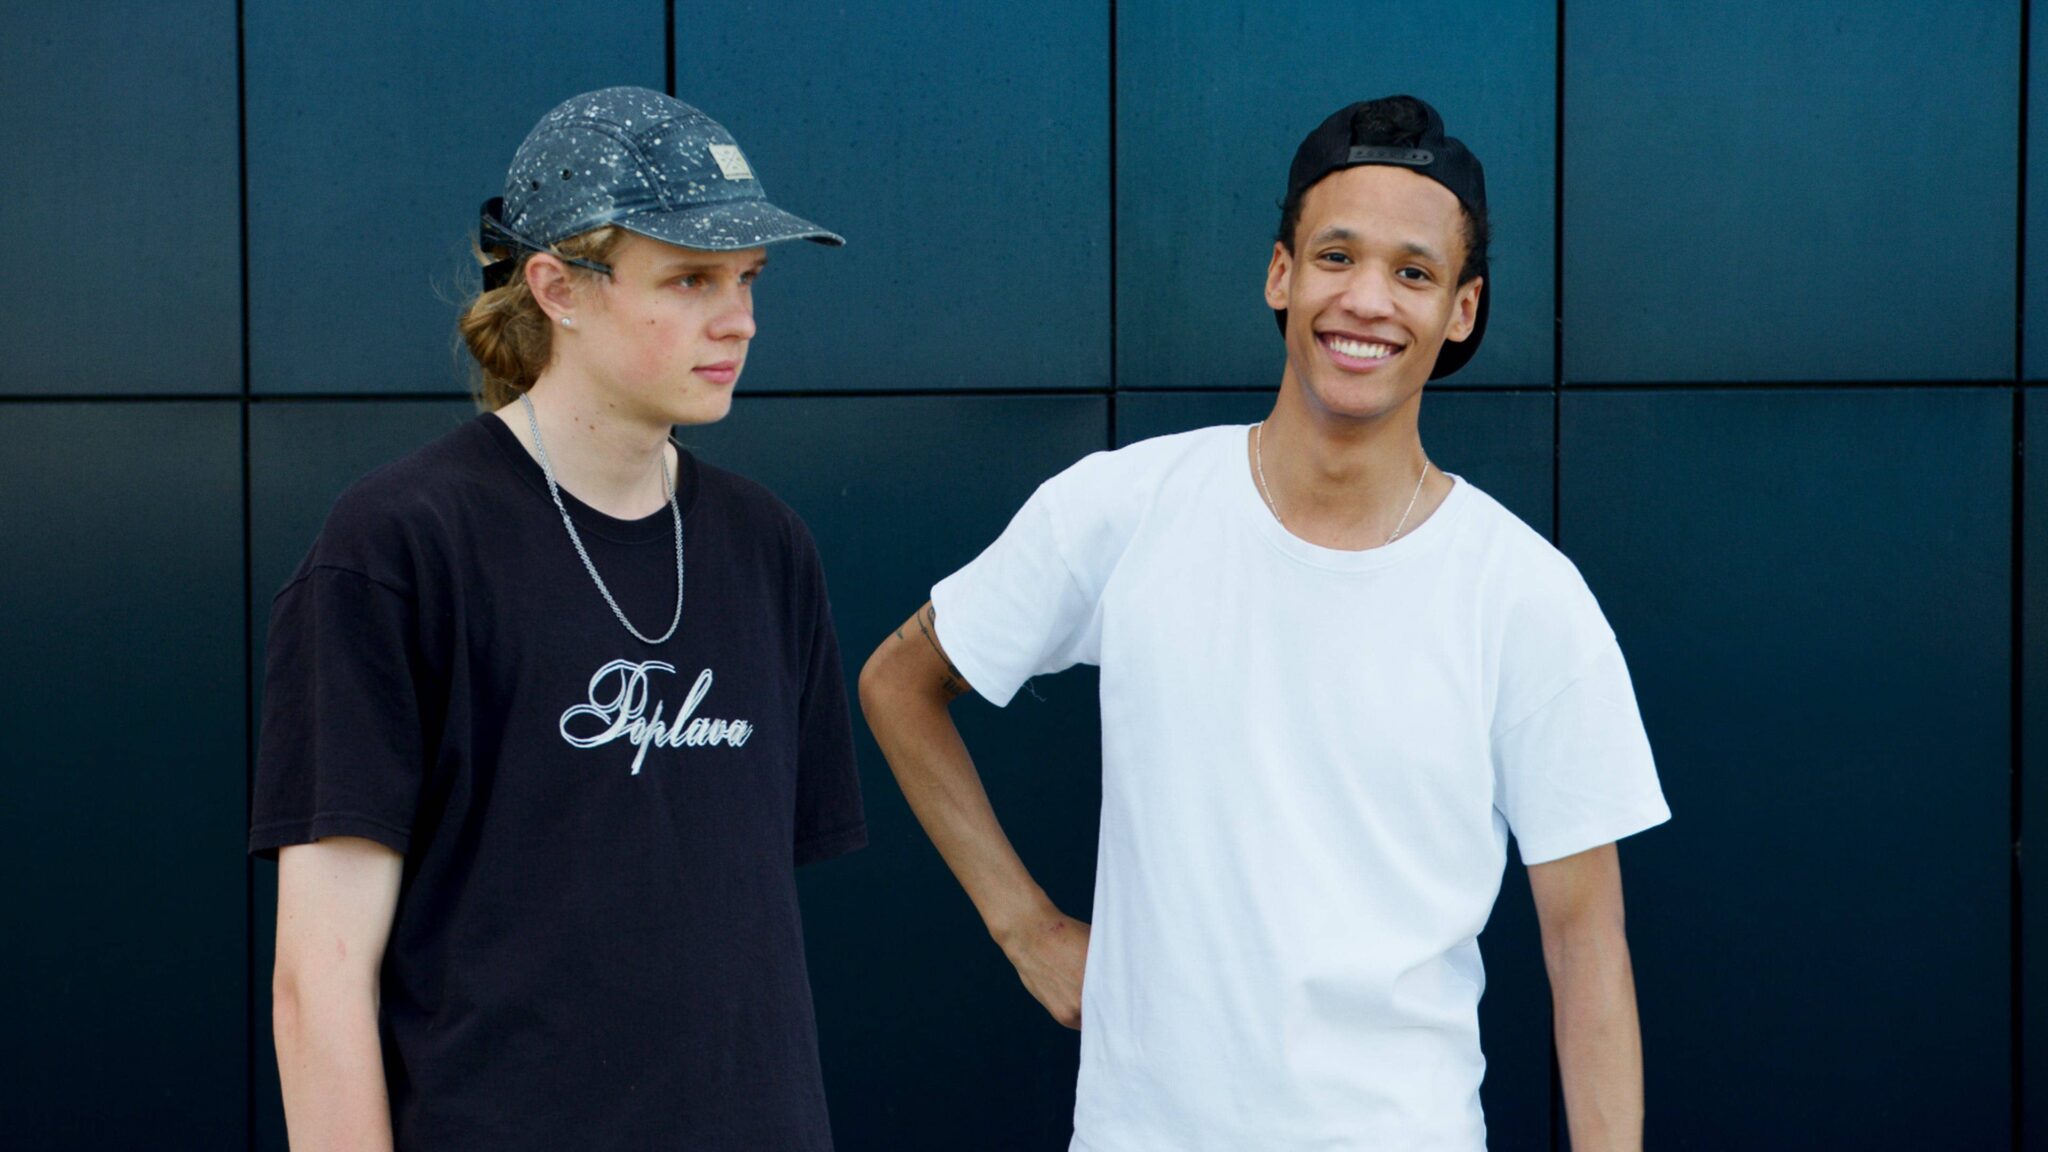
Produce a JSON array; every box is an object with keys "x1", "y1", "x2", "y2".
[{"x1": 1327, "y1": 336, "x2": 1395, "y2": 360}]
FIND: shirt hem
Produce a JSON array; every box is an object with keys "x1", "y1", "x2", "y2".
[
  {"x1": 795, "y1": 822, "x2": 869, "y2": 866},
  {"x1": 1516, "y1": 802, "x2": 1672, "y2": 865},
  {"x1": 929, "y1": 580, "x2": 1021, "y2": 708},
  {"x1": 249, "y1": 812, "x2": 413, "y2": 860}
]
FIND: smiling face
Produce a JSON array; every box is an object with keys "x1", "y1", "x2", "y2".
[
  {"x1": 1264, "y1": 165, "x2": 1483, "y2": 422},
  {"x1": 543, "y1": 231, "x2": 767, "y2": 427}
]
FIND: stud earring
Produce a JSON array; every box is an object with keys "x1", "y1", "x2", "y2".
[{"x1": 559, "y1": 316, "x2": 573, "y2": 328}]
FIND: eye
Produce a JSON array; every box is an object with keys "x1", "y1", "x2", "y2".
[
  {"x1": 739, "y1": 268, "x2": 760, "y2": 286},
  {"x1": 1317, "y1": 250, "x2": 1353, "y2": 266},
  {"x1": 1397, "y1": 266, "x2": 1433, "y2": 283},
  {"x1": 674, "y1": 273, "x2": 705, "y2": 289}
]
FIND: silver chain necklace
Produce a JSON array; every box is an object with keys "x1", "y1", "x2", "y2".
[
  {"x1": 1253, "y1": 420, "x2": 1430, "y2": 545},
  {"x1": 520, "y1": 390, "x2": 684, "y2": 645}
]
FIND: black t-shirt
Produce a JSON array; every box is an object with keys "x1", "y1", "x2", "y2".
[{"x1": 250, "y1": 412, "x2": 866, "y2": 1150}]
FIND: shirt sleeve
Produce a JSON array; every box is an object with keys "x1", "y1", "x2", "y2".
[
  {"x1": 792, "y1": 528, "x2": 867, "y2": 867},
  {"x1": 929, "y1": 479, "x2": 1101, "y2": 708},
  {"x1": 248, "y1": 565, "x2": 431, "y2": 859},
  {"x1": 1490, "y1": 637, "x2": 1671, "y2": 865}
]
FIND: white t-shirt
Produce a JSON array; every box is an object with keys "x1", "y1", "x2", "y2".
[{"x1": 931, "y1": 423, "x2": 1670, "y2": 1151}]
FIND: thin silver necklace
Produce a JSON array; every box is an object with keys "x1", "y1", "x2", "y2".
[
  {"x1": 520, "y1": 390, "x2": 684, "y2": 645},
  {"x1": 1253, "y1": 420, "x2": 1431, "y2": 545}
]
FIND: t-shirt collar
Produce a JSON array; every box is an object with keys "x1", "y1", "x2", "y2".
[
  {"x1": 476, "y1": 411, "x2": 700, "y2": 544},
  {"x1": 1227, "y1": 423, "x2": 1473, "y2": 572}
]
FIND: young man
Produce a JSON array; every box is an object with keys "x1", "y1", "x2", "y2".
[
  {"x1": 860, "y1": 96, "x2": 1669, "y2": 1150},
  {"x1": 252, "y1": 88, "x2": 865, "y2": 1150}
]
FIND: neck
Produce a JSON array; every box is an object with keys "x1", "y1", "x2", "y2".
[
  {"x1": 1253, "y1": 374, "x2": 1449, "y2": 549},
  {"x1": 496, "y1": 368, "x2": 677, "y2": 520}
]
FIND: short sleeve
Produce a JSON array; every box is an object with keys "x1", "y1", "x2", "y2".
[
  {"x1": 248, "y1": 566, "x2": 430, "y2": 859},
  {"x1": 930, "y1": 482, "x2": 1100, "y2": 708},
  {"x1": 1490, "y1": 638, "x2": 1671, "y2": 865},
  {"x1": 792, "y1": 533, "x2": 867, "y2": 867}
]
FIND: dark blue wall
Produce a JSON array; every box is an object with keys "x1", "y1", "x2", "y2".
[{"x1": 2, "y1": 1, "x2": 2032, "y2": 1149}]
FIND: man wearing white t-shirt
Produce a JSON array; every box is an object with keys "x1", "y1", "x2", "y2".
[{"x1": 859, "y1": 95, "x2": 1669, "y2": 1151}]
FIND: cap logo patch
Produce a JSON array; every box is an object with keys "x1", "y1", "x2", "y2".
[
  {"x1": 708, "y1": 143, "x2": 754, "y2": 180},
  {"x1": 1347, "y1": 145, "x2": 1433, "y2": 166}
]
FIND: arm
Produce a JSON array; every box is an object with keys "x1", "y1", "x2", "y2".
[
  {"x1": 273, "y1": 836, "x2": 403, "y2": 1151},
  {"x1": 1528, "y1": 841, "x2": 1644, "y2": 1152},
  {"x1": 858, "y1": 600, "x2": 1089, "y2": 1028}
]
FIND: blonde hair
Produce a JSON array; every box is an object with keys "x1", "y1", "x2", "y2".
[{"x1": 457, "y1": 227, "x2": 628, "y2": 411}]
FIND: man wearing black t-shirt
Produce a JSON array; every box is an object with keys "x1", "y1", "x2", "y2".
[{"x1": 252, "y1": 89, "x2": 865, "y2": 1150}]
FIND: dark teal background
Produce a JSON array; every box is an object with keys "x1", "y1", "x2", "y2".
[{"x1": 0, "y1": 1, "x2": 2033, "y2": 1149}]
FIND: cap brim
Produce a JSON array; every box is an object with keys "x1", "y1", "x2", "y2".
[{"x1": 613, "y1": 199, "x2": 844, "y2": 252}]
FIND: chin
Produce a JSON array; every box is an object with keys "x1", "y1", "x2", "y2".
[
  {"x1": 667, "y1": 391, "x2": 735, "y2": 428},
  {"x1": 1300, "y1": 370, "x2": 1416, "y2": 423}
]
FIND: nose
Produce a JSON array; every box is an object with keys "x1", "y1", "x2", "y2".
[
  {"x1": 1336, "y1": 265, "x2": 1397, "y2": 321},
  {"x1": 708, "y1": 286, "x2": 756, "y2": 342}
]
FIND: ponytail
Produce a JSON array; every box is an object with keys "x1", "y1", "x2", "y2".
[{"x1": 458, "y1": 226, "x2": 625, "y2": 410}]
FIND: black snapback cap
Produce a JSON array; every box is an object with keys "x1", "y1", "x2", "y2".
[{"x1": 1277, "y1": 96, "x2": 1489, "y2": 380}]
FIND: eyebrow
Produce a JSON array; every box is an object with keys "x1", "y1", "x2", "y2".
[
  {"x1": 657, "y1": 253, "x2": 769, "y2": 274},
  {"x1": 1306, "y1": 227, "x2": 1446, "y2": 267},
  {"x1": 1398, "y1": 241, "x2": 1445, "y2": 266}
]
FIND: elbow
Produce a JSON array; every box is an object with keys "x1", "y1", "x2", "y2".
[
  {"x1": 859, "y1": 639, "x2": 955, "y2": 746},
  {"x1": 271, "y1": 963, "x2": 307, "y2": 1053},
  {"x1": 1540, "y1": 906, "x2": 1633, "y2": 980},
  {"x1": 857, "y1": 638, "x2": 903, "y2": 723},
  {"x1": 270, "y1": 945, "x2": 381, "y2": 1054}
]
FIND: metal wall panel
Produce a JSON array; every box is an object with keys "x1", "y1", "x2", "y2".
[
  {"x1": 2024, "y1": 386, "x2": 2044, "y2": 1150},
  {"x1": 1115, "y1": 0, "x2": 1556, "y2": 391},
  {"x1": 0, "y1": 3, "x2": 240, "y2": 394},
  {"x1": 1565, "y1": 1, "x2": 2017, "y2": 384},
  {"x1": 674, "y1": 1, "x2": 1110, "y2": 393},
  {"x1": 244, "y1": 1, "x2": 665, "y2": 394},
  {"x1": 1563, "y1": 388, "x2": 2010, "y2": 1147},
  {"x1": 9, "y1": 1, "x2": 2043, "y2": 1146},
  {"x1": 2028, "y1": 13, "x2": 2048, "y2": 383},
  {"x1": 0, "y1": 403, "x2": 245, "y2": 1143}
]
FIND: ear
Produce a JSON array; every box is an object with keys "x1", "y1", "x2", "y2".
[
  {"x1": 523, "y1": 253, "x2": 577, "y2": 322},
  {"x1": 1264, "y1": 241, "x2": 1294, "y2": 313},
  {"x1": 1445, "y1": 276, "x2": 1483, "y2": 343}
]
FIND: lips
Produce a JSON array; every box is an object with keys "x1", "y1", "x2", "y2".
[
  {"x1": 1317, "y1": 332, "x2": 1404, "y2": 372},
  {"x1": 695, "y1": 361, "x2": 740, "y2": 385}
]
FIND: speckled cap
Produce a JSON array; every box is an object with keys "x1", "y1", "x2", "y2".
[{"x1": 481, "y1": 86, "x2": 842, "y2": 287}]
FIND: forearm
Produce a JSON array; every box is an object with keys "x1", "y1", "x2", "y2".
[
  {"x1": 1547, "y1": 924, "x2": 1644, "y2": 1152},
  {"x1": 273, "y1": 975, "x2": 395, "y2": 1151},
  {"x1": 861, "y1": 679, "x2": 1055, "y2": 943}
]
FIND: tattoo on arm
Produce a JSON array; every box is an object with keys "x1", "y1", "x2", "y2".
[{"x1": 915, "y1": 604, "x2": 971, "y2": 700}]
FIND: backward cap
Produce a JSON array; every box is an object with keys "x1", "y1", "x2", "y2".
[{"x1": 1279, "y1": 95, "x2": 1488, "y2": 379}]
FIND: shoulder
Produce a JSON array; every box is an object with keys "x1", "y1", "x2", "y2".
[
  {"x1": 1453, "y1": 481, "x2": 1600, "y2": 605},
  {"x1": 967, "y1": 423, "x2": 1237, "y2": 591},
  {"x1": 693, "y1": 454, "x2": 803, "y2": 525},
  {"x1": 291, "y1": 416, "x2": 502, "y2": 596},
  {"x1": 1047, "y1": 423, "x2": 1237, "y2": 497},
  {"x1": 690, "y1": 453, "x2": 825, "y2": 567},
  {"x1": 1037, "y1": 423, "x2": 1239, "y2": 532},
  {"x1": 1451, "y1": 481, "x2": 1618, "y2": 684}
]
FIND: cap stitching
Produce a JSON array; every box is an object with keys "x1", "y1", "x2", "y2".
[{"x1": 575, "y1": 118, "x2": 682, "y2": 215}]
